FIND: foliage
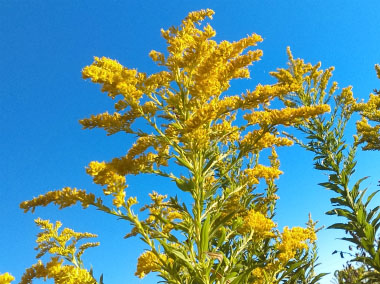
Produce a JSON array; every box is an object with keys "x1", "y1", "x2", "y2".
[
  {"x1": 332, "y1": 263, "x2": 369, "y2": 284},
  {"x1": 5, "y1": 8, "x2": 380, "y2": 284}
]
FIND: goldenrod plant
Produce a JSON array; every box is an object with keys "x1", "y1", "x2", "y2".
[
  {"x1": 283, "y1": 49, "x2": 380, "y2": 281},
  {"x1": 4, "y1": 9, "x2": 337, "y2": 283}
]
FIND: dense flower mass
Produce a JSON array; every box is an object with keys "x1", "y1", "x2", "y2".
[
  {"x1": 135, "y1": 251, "x2": 162, "y2": 279},
  {"x1": 276, "y1": 226, "x2": 317, "y2": 263},
  {"x1": 19, "y1": 257, "x2": 96, "y2": 284},
  {"x1": 354, "y1": 68, "x2": 380, "y2": 150},
  {"x1": 240, "y1": 210, "x2": 276, "y2": 237}
]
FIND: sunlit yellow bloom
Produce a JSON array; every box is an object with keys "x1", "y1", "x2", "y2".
[
  {"x1": 20, "y1": 187, "x2": 96, "y2": 213},
  {"x1": 354, "y1": 77, "x2": 380, "y2": 150},
  {"x1": 181, "y1": 127, "x2": 210, "y2": 150},
  {"x1": 0, "y1": 273, "x2": 14, "y2": 284},
  {"x1": 244, "y1": 105, "x2": 330, "y2": 126},
  {"x1": 142, "y1": 101, "x2": 158, "y2": 116},
  {"x1": 355, "y1": 117, "x2": 380, "y2": 150},
  {"x1": 80, "y1": 111, "x2": 137, "y2": 135},
  {"x1": 82, "y1": 56, "x2": 143, "y2": 101},
  {"x1": 242, "y1": 83, "x2": 300, "y2": 109},
  {"x1": 127, "y1": 196, "x2": 138, "y2": 207},
  {"x1": 251, "y1": 262, "x2": 282, "y2": 284},
  {"x1": 239, "y1": 210, "x2": 276, "y2": 237},
  {"x1": 127, "y1": 136, "x2": 157, "y2": 159},
  {"x1": 336, "y1": 86, "x2": 356, "y2": 107},
  {"x1": 34, "y1": 218, "x2": 98, "y2": 259},
  {"x1": 86, "y1": 161, "x2": 127, "y2": 207},
  {"x1": 135, "y1": 251, "x2": 162, "y2": 278},
  {"x1": 245, "y1": 164, "x2": 283, "y2": 185},
  {"x1": 19, "y1": 257, "x2": 96, "y2": 284},
  {"x1": 276, "y1": 226, "x2": 316, "y2": 263},
  {"x1": 241, "y1": 130, "x2": 293, "y2": 152}
]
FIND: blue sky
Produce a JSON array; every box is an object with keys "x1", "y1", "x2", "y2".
[{"x1": 1, "y1": 1, "x2": 380, "y2": 283}]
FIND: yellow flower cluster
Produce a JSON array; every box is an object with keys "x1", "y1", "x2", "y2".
[
  {"x1": 354, "y1": 79, "x2": 380, "y2": 150},
  {"x1": 19, "y1": 257, "x2": 96, "y2": 284},
  {"x1": 240, "y1": 210, "x2": 276, "y2": 237},
  {"x1": 336, "y1": 86, "x2": 356, "y2": 108},
  {"x1": 242, "y1": 83, "x2": 299, "y2": 109},
  {"x1": 271, "y1": 47, "x2": 330, "y2": 88},
  {"x1": 210, "y1": 120, "x2": 240, "y2": 143},
  {"x1": 87, "y1": 161, "x2": 127, "y2": 207},
  {"x1": 241, "y1": 130, "x2": 293, "y2": 152},
  {"x1": 276, "y1": 226, "x2": 316, "y2": 263},
  {"x1": 127, "y1": 136, "x2": 158, "y2": 159},
  {"x1": 245, "y1": 164, "x2": 283, "y2": 185},
  {"x1": 159, "y1": 9, "x2": 263, "y2": 105},
  {"x1": 34, "y1": 218, "x2": 99, "y2": 260},
  {"x1": 181, "y1": 127, "x2": 210, "y2": 150},
  {"x1": 251, "y1": 263, "x2": 281, "y2": 284},
  {"x1": 140, "y1": 192, "x2": 183, "y2": 234},
  {"x1": 244, "y1": 105, "x2": 330, "y2": 127},
  {"x1": 20, "y1": 187, "x2": 96, "y2": 213},
  {"x1": 0, "y1": 273, "x2": 14, "y2": 284},
  {"x1": 355, "y1": 117, "x2": 380, "y2": 150},
  {"x1": 82, "y1": 56, "x2": 144, "y2": 101},
  {"x1": 184, "y1": 96, "x2": 240, "y2": 131},
  {"x1": 135, "y1": 251, "x2": 164, "y2": 278},
  {"x1": 80, "y1": 111, "x2": 133, "y2": 135},
  {"x1": 17, "y1": 220, "x2": 98, "y2": 282}
]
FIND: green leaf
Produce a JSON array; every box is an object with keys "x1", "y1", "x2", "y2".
[
  {"x1": 356, "y1": 188, "x2": 368, "y2": 205},
  {"x1": 309, "y1": 273, "x2": 330, "y2": 284},
  {"x1": 356, "y1": 207, "x2": 366, "y2": 225},
  {"x1": 99, "y1": 274, "x2": 104, "y2": 284},
  {"x1": 372, "y1": 212, "x2": 380, "y2": 228},
  {"x1": 229, "y1": 270, "x2": 251, "y2": 284},
  {"x1": 330, "y1": 197, "x2": 348, "y2": 207},
  {"x1": 366, "y1": 190, "x2": 380, "y2": 208},
  {"x1": 327, "y1": 223, "x2": 351, "y2": 230},
  {"x1": 326, "y1": 208, "x2": 355, "y2": 221},
  {"x1": 216, "y1": 226, "x2": 226, "y2": 248},
  {"x1": 174, "y1": 177, "x2": 194, "y2": 193},
  {"x1": 341, "y1": 237, "x2": 361, "y2": 247},
  {"x1": 319, "y1": 182, "x2": 343, "y2": 194},
  {"x1": 174, "y1": 155, "x2": 193, "y2": 171},
  {"x1": 314, "y1": 163, "x2": 331, "y2": 171},
  {"x1": 364, "y1": 223, "x2": 375, "y2": 243},
  {"x1": 200, "y1": 214, "x2": 211, "y2": 257},
  {"x1": 160, "y1": 241, "x2": 194, "y2": 272},
  {"x1": 209, "y1": 211, "x2": 237, "y2": 239},
  {"x1": 368, "y1": 206, "x2": 380, "y2": 222}
]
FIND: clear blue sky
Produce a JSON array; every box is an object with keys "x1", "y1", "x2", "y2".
[{"x1": 1, "y1": 1, "x2": 380, "y2": 283}]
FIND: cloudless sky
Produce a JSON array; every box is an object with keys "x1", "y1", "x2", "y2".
[{"x1": 1, "y1": 1, "x2": 380, "y2": 283}]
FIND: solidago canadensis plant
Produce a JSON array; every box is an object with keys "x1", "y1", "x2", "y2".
[
  {"x1": 3, "y1": 9, "x2": 342, "y2": 284},
  {"x1": 283, "y1": 51, "x2": 380, "y2": 281}
]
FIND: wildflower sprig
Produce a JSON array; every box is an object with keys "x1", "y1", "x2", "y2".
[
  {"x1": 18, "y1": 219, "x2": 101, "y2": 284},
  {"x1": 285, "y1": 49, "x2": 380, "y2": 280}
]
